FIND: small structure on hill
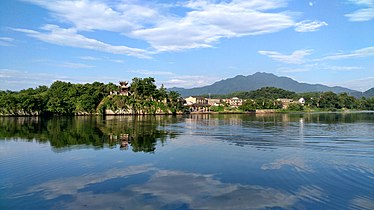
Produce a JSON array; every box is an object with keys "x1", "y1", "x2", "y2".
[
  {"x1": 110, "y1": 81, "x2": 130, "y2": 96},
  {"x1": 119, "y1": 81, "x2": 129, "y2": 96}
]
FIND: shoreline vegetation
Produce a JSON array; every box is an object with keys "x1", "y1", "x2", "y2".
[{"x1": 1, "y1": 77, "x2": 373, "y2": 116}]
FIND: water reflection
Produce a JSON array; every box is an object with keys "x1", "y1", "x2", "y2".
[
  {"x1": 18, "y1": 164, "x2": 327, "y2": 210},
  {"x1": 0, "y1": 116, "x2": 182, "y2": 153},
  {"x1": 1, "y1": 113, "x2": 373, "y2": 154},
  {"x1": 181, "y1": 113, "x2": 374, "y2": 155},
  {"x1": 1, "y1": 113, "x2": 374, "y2": 209}
]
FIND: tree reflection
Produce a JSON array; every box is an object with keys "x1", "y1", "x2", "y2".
[{"x1": 0, "y1": 115, "x2": 181, "y2": 153}]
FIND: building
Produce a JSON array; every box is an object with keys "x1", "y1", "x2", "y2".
[
  {"x1": 185, "y1": 96, "x2": 208, "y2": 105},
  {"x1": 110, "y1": 81, "x2": 130, "y2": 96},
  {"x1": 223, "y1": 97, "x2": 243, "y2": 107},
  {"x1": 207, "y1": 98, "x2": 222, "y2": 106},
  {"x1": 184, "y1": 96, "x2": 210, "y2": 112},
  {"x1": 119, "y1": 81, "x2": 129, "y2": 96},
  {"x1": 277, "y1": 98, "x2": 305, "y2": 109}
]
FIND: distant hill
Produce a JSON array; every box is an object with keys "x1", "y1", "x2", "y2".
[
  {"x1": 364, "y1": 88, "x2": 374, "y2": 98},
  {"x1": 169, "y1": 72, "x2": 361, "y2": 97}
]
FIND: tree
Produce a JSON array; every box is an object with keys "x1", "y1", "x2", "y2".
[
  {"x1": 338, "y1": 93, "x2": 357, "y2": 109},
  {"x1": 287, "y1": 103, "x2": 304, "y2": 111},
  {"x1": 239, "y1": 100, "x2": 256, "y2": 111},
  {"x1": 318, "y1": 92, "x2": 340, "y2": 110},
  {"x1": 167, "y1": 91, "x2": 182, "y2": 114}
]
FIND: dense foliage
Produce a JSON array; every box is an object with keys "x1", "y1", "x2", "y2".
[
  {"x1": 97, "y1": 77, "x2": 184, "y2": 115},
  {"x1": 0, "y1": 77, "x2": 184, "y2": 116},
  {"x1": 0, "y1": 82, "x2": 112, "y2": 115},
  {"x1": 231, "y1": 87, "x2": 297, "y2": 99},
  {"x1": 238, "y1": 90, "x2": 374, "y2": 111},
  {"x1": 199, "y1": 87, "x2": 373, "y2": 111},
  {"x1": 201, "y1": 87, "x2": 297, "y2": 99}
]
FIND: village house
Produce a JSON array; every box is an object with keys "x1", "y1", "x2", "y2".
[
  {"x1": 223, "y1": 97, "x2": 243, "y2": 108},
  {"x1": 185, "y1": 96, "x2": 207, "y2": 105},
  {"x1": 207, "y1": 98, "x2": 222, "y2": 106},
  {"x1": 277, "y1": 98, "x2": 305, "y2": 109},
  {"x1": 277, "y1": 98, "x2": 293, "y2": 109},
  {"x1": 184, "y1": 96, "x2": 210, "y2": 112}
]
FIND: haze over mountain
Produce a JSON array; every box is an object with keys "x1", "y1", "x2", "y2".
[
  {"x1": 169, "y1": 72, "x2": 371, "y2": 97},
  {"x1": 363, "y1": 88, "x2": 374, "y2": 98}
]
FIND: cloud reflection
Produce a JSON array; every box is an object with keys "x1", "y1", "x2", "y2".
[
  {"x1": 19, "y1": 165, "x2": 326, "y2": 209},
  {"x1": 23, "y1": 164, "x2": 155, "y2": 200},
  {"x1": 261, "y1": 157, "x2": 314, "y2": 173},
  {"x1": 350, "y1": 196, "x2": 374, "y2": 210}
]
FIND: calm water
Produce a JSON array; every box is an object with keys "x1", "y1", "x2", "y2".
[{"x1": 0, "y1": 113, "x2": 373, "y2": 209}]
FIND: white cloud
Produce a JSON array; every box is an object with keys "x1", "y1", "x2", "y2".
[
  {"x1": 79, "y1": 56, "x2": 124, "y2": 63},
  {"x1": 162, "y1": 75, "x2": 221, "y2": 88},
  {"x1": 79, "y1": 56, "x2": 102, "y2": 61},
  {"x1": 124, "y1": 69, "x2": 221, "y2": 88},
  {"x1": 13, "y1": 25, "x2": 150, "y2": 58},
  {"x1": 345, "y1": 0, "x2": 374, "y2": 21},
  {"x1": 0, "y1": 37, "x2": 15, "y2": 46},
  {"x1": 321, "y1": 65, "x2": 363, "y2": 71},
  {"x1": 59, "y1": 62, "x2": 94, "y2": 69},
  {"x1": 294, "y1": 20, "x2": 328, "y2": 32},
  {"x1": 321, "y1": 46, "x2": 374, "y2": 60},
  {"x1": 109, "y1": 59, "x2": 124, "y2": 63},
  {"x1": 331, "y1": 77, "x2": 374, "y2": 91},
  {"x1": 258, "y1": 49, "x2": 313, "y2": 64},
  {"x1": 278, "y1": 63, "x2": 363, "y2": 73},
  {"x1": 18, "y1": 0, "x2": 295, "y2": 53},
  {"x1": 128, "y1": 69, "x2": 174, "y2": 76},
  {"x1": 132, "y1": 0, "x2": 294, "y2": 52},
  {"x1": 0, "y1": 68, "x2": 121, "y2": 90},
  {"x1": 23, "y1": 0, "x2": 153, "y2": 32},
  {"x1": 262, "y1": 46, "x2": 374, "y2": 66},
  {"x1": 0, "y1": 68, "x2": 69, "y2": 90},
  {"x1": 277, "y1": 67, "x2": 311, "y2": 73}
]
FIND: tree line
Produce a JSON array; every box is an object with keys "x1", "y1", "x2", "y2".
[
  {"x1": 1, "y1": 82, "x2": 373, "y2": 115},
  {"x1": 0, "y1": 77, "x2": 183, "y2": 116},
  {"x1": 236, "y1": 87, "x2": 374, "y2": 111}
]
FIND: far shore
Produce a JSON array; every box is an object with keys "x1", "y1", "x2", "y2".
[{"x1": 1, "y1": 109, "x2": 373, "y2": 117}]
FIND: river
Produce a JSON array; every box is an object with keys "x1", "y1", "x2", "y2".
[{"x1": 1, "y1": 112, "x2": 373, "y2": 209}]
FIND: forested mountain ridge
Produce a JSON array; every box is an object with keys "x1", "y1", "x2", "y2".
[{"x1": 169, "y1": 72, "x2": 364, "y2": 97}]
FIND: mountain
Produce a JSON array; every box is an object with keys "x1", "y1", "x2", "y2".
[
  {"x1": 363, "y1": 88, "x2": 374, "y2": 98},
  {"x1": 169, "y1": 72, "x2": 361, "y2": 97}
]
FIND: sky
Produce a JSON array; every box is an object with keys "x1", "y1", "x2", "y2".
[{"x1": 0, "y1": 0, "x2": 373, "y2": 91}]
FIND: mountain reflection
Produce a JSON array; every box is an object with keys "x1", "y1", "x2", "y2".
[{"x1": 0, "y1": 116, "x2": 181, "y2": 153}]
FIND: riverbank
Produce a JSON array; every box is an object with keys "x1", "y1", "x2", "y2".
[{"x1": 3, "y1": 109, "x2": 373, "y2": 117}]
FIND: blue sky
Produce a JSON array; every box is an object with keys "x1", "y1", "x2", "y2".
[{"x1": 0, "y1": 0, "x2": 373, "y2": 91}]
